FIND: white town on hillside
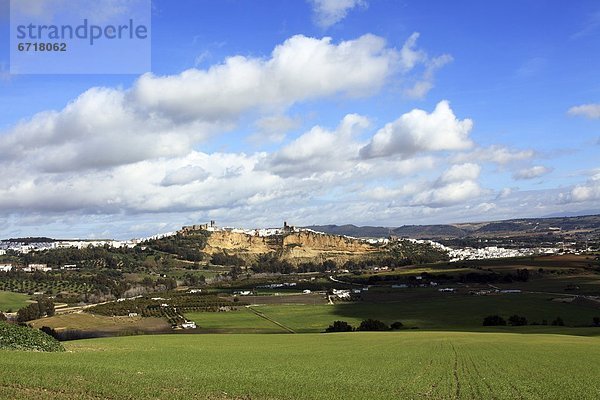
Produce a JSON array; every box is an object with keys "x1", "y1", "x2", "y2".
[{"x1": 0, "y1": 221, "x2": 578, "y2": 265}]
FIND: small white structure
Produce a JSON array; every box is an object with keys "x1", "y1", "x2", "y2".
[
  {"x1": 0, "y1": 264, "x2": 13, "y2": 272},
  {"x1": 188, "y1": 289, "x2": 202, "y2": 294},
  {"x1": 0, "y1": 250, "x2": 6, "y2": 256},
  {"x1": 500, "y1": 289, "x2": 522, "y2": 294},
  {"x1": 439, "y1": 288, "x2": 455, "y2": 292},
  {"x1": 332, "y1": 289, "x2": 351, "y2": 299},
  {"x1": 302, "y1": 289, "x2": 312, "y2": 294},
  {"x1": 25, "y1": 263, "x2": 51, "y2": 272},
  {"x1": 181, "y1": 321, "x2": 197, "y2": 329},
  {"x1": 128, "y1": 312, "x2": 138, "y2": 317}
]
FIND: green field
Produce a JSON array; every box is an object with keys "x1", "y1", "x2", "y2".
[
  {"x1": 0, "y1": 290, "x2": 30, "y2": 312},
  {"x1": 185, "y1": 307, "x2": 287, "y2": 333},
  {"x1": 181, "y1": 291, "x2": 600, "y2": 334},
  {"x1": 1, "y1": 331, "x2": 600, "y2": 399}
]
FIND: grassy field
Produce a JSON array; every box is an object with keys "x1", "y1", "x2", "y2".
[
  {"x1": 1, "y1": 331, "x2": 600, "y2": 399},
  {"x1": 0, "y1": 290, "x2": 30, "y2": 312},
  {"x1": 255, "y1": 293, "x2": 600, "y2": 335},
  {"x1": 28, "y1": 312, "x2": 170, "y2": 334},
  {"x1": 180, "y1": 291, "x2": 600, "y2": 334},
  {"x1": 185, "y1": 307, "x2": 287, "y2": 333}
]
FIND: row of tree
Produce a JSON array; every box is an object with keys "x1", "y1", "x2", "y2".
[
  {"x1": 483, "y1": 314, "x2": 565, "y2": 326},
  {"x1": 325, "y1": 319, "x2": 404, "y2": 332}
]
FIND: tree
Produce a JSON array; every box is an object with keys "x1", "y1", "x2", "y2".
[
  {"x1": 16, "y1": 299, "x2": 55, "y2": 323},
  {"x1": 325, "y1": 320, "x2": 353, "y2": 333},
  {"x1": 390, "y1": 321, "x2": 403, "y2": 330},
  {"x1": 508, "y1": 315, "x2": 528, "y2": 326},
  {"x1": 551, "y1": 317, "x2": 565, "y2": 326},
  {"x1": 0, "y1": 312, "x2": 6, "y2": 322},
  {"x1": 483, "y1": 315, "x2": 506, "y2": 326},
  {"x1": 357, "y1": 319, "x2": 389, "y2": 331},
  {"x1": 593, "y1": 317, "x2": 600, "y2": 327}
]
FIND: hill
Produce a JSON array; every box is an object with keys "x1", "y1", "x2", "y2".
[{"x1": 307, "y1": 214, "x2": 600, "y2": 240}]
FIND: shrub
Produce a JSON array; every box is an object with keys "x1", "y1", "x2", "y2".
[
  {"x1": 358, "y1": 319, "x2": 389, "y2": 331},
  {"x1": 593, "y1": 317, "x2": 600, "y2": 327},
  {"x1": 390, "y1": 321, "x2": 404, "y2": 330},
  {"x1": 483, "y1": 315, "x2": 506, "y2": 326},
  {"x1": 551, "y1": 317, "x2": 565, "y2": 326},
  {"x1": 0, "y1": 322, "x2": 64, "y2": 352},
  {"x1": 325, "y1": 320, "x2": 353, "y2": 333},
  {"x1": 508, "y1": 315, "x2": 528, "y2": 326}
]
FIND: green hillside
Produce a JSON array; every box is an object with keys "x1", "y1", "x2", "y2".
[{"x1": 0, "y1": 322, "x2": 64, "y2": 352}]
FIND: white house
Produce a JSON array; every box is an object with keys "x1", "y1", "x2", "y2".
[
  {"x1": 181, "y1": 321, "x2": 197, "y2": 329},
  {"x1": 0, "y1": 249, "x2": 6, "y2": 256}
]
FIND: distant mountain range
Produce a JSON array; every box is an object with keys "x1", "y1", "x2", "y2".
[{"x1": 306, "y1": 214, "x2": 600, "y2": 239}]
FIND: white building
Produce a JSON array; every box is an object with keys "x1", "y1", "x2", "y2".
[
  {"x1": 25, "y1": 263, "x2": 52, "y2": 272},
  {"x1": 0, "y1": 264, "x2": 12, "y2": 272}
]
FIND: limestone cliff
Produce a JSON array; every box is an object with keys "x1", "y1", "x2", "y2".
[
  {"x1": 202, "y1": 229, "x2": 381, "y2": 264},
  {"x1": 203, "y1": 231, "x2": 278, "y2": 255}
]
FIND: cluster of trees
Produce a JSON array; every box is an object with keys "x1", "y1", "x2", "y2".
[
  {"x1": 16, "y1": 299, "x2": 55, "y2": 322},
  {"x1": 482, "y1": 314, "x2": 566, "y2": 327},
  {"x1": 211, "y1": 252, "x2": 246, "y2": 267},
  {"x1": 144, "y1": 232, "x2": 209, "y2": 262},
  {"x1": 388, "y1": 240, "x2": 450, "y2": 264},
  {"x1": 251, "y1": 254, "x2": 295, "y2": 274},
  {"x1": 325, "y1": 319, "x2": 404, "y2": 333},
  {"x1": 23, "y1": 245, "x2": 154, "y2": 271}
]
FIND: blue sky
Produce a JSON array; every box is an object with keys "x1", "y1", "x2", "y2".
[{"x1": 0, "y1": 0, "x2": 599, "y2": 239}]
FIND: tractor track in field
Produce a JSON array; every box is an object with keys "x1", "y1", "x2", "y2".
[
  {"x1": 246, "y1": 306, "x2": 295, "y2": 333},
  {"x1": 449, "y1": 342, "x2": 461, "y2": 399},
  {"x1": 465, "y1": 353, "x2": 496, "y2": 399}
]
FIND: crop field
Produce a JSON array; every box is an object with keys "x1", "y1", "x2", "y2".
[
  {"x1": 185, "y1": 307, "x2": 286, "y2": 333},
  {"x1": 0, "y1": 290, "x2": 31, "y2": 312},
  {"x1": 28, "y1": 312, "x2": 171, "y2": 334},
  {"x1": 234, "y1": 294, "x2": 600, "y2": 335},
  {"x1": 181, "y1": 292, "x2": 600, "y2": 334},
  {"x1": 0, "y1": 278, "x2": 88, "y2": 295},
  {"x1": 1, "y1": 331, "x2": 600, "y2": 399}
]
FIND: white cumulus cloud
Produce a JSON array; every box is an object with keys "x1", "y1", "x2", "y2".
[
  {"x1": 360, "y1": 100, "x2": 473, "y2": 159},
  {"x1": 132, "y1": 34, "x2": 398, "y2": 122}
]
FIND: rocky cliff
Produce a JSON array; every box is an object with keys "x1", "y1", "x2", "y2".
[{"x1": 203, "y1": 229, "x2": 381, "y2": 264}]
